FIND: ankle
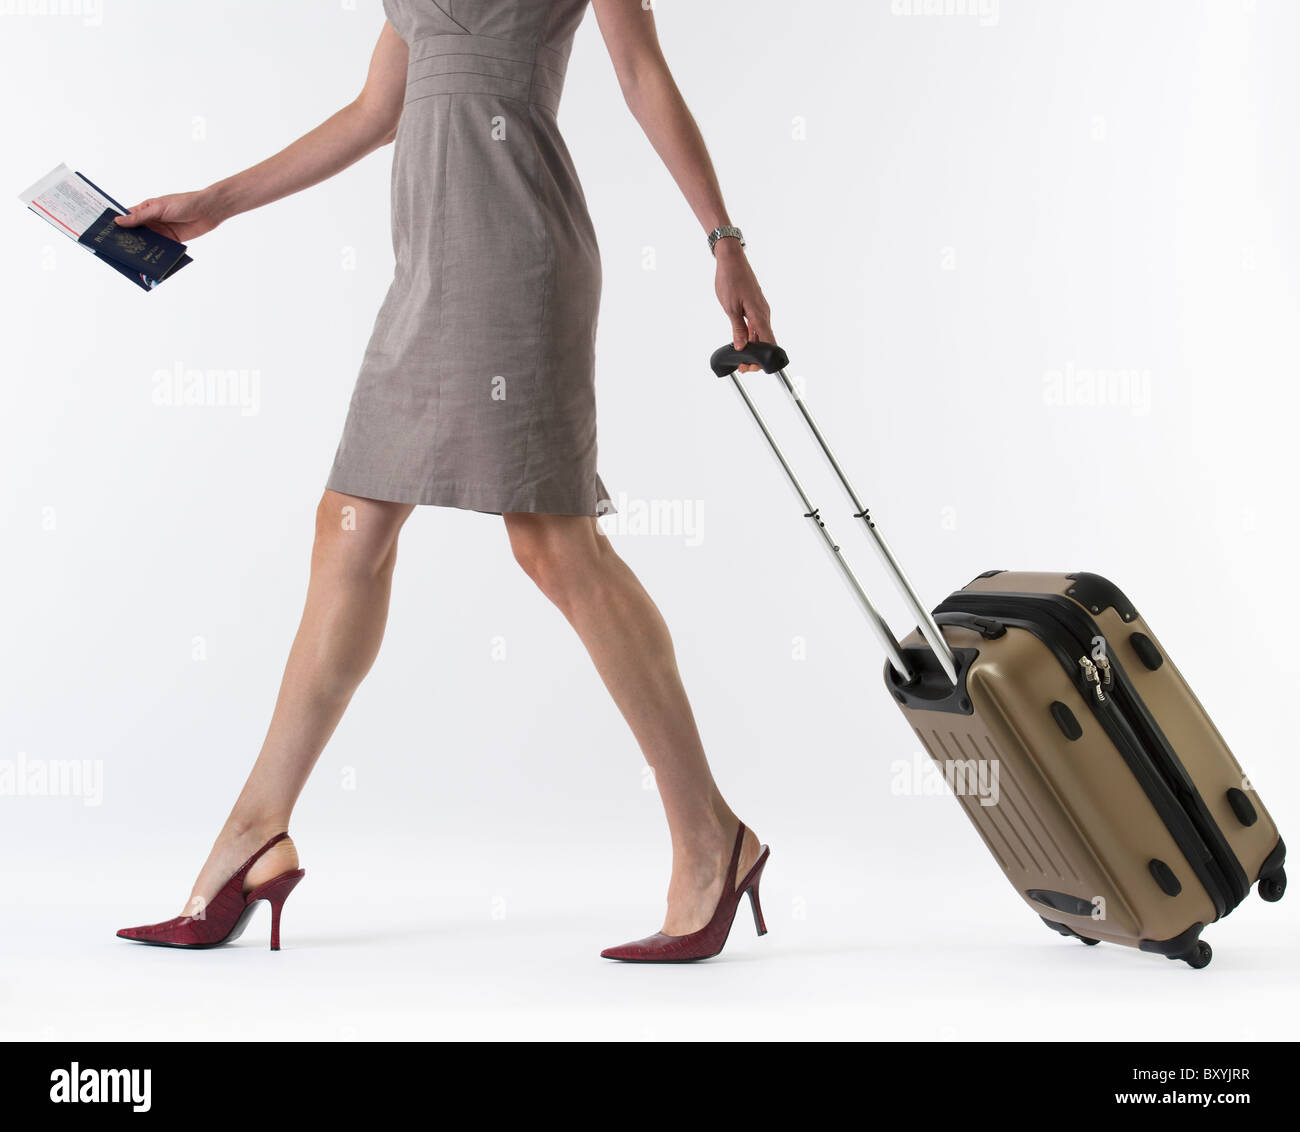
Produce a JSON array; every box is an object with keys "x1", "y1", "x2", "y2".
[
  {"x1": 223, "y1": 814, "x2": 290, "y2": 845},
  {"x1": 243, "y1": 832, "x2": 300, "y2": 893},
  {"x1": 671, "y1": 816, "x2": 736, "y2": 872}
]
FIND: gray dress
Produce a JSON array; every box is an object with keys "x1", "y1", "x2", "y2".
[{"x1": 326, "y1": 0, "x2": 613, "y2": 516}]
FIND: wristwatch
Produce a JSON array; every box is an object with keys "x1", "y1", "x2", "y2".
[{"x1": 708, "y1": 225, "x2": 746, "y2": 254}]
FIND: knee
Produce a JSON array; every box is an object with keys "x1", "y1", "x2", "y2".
[
  {"x1": 506, "y1": 516, "x2": 604, "y2": 611},
  {"x1": 311, "y1": 494, "x2": 400, "y2": 581},
  {"x1": 507, "y1": 521, "x2": 564, "y2": 593}
]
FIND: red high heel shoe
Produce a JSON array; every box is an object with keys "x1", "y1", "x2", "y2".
[
  {"x1": 116, "y1": 832, "x2": 305, "y2": 951},
  {"x1": 601, "y1": 821, "x2": 770, "y2": 962}
]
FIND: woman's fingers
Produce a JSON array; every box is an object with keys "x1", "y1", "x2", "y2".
[
  {"x1": 728, "y1": 306, "x2": 757, "y2": 371},
  {"x1": 114, "y1": 199, "x2": 161, "y2": 227},
  {"x1": 750, "y1": 310, "x2": 775, "y2": 351},
  {"x1": 728, "y1": 306, "x2": 748, "y2": 350},
  {"x1": 112, "y1": 197, "x2": 189, "y2": 243},
  {"x1": 738, "y1": 302, "x2": 777, "y2": 372},
  {"x1": 720, "y1": 287, "x2": 776, "y2": 372}
]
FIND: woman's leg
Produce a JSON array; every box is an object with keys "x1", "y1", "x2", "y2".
[
  {"x1": 504, "y1": 512, "x2": 762, "y2": 934},
  {"x1": 180, "y1": 490, "x2": 414, "y2": 913}
]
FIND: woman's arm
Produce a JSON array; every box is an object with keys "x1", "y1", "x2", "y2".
[
  {"x1": 115, "y1": 23, "x2": 408, "y2": 242},
  {"x1": 592, "y1": 0, "x2": 774, "y2": 368}
]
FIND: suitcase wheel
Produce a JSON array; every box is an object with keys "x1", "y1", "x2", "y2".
[
  {"x1": 1175, "y1": 940, "x2": 1213, "y2": 970},
  {"x1": 1040, "y1": 916, "x2": 1100, "y2": 947},
  {"x1": 1258, "y1": 869, "x2": 1286, "y2": 902}
]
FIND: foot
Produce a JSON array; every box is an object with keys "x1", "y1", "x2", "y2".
[
  {"x1": 180, "y1": 825, "x2": 299, "y2": 917},
  {"x1": 661, "y1": 818, "x2": 763, "y2": 936}
]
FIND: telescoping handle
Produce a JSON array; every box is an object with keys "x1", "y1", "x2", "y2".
[{"x1": 709, "y1": 341, "x2": 958, "y2": 686}]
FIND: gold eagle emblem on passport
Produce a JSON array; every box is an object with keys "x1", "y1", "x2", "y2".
[{"x1": 112, "y1": 229, "x2": 149, "y2": 257}]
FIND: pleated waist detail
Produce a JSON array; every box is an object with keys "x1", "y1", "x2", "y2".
[{"x1": 404, "y1": 34, "x2": 569, "y2": 113}]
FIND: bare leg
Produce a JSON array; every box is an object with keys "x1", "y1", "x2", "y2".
[
  {"x1": 504, "y1": 513, "x2": 761, "y2": 934},
  {"x1": 181, "y1": 490, "x2": 414, "y2": 913}
]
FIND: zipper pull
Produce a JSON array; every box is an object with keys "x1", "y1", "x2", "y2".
[
  {"x1": 1079, "y1": 656, "x2": 1107, "y2": 702},
  {"x1": 1094, "y1": 653, "x2": 1113, "y2": 688}
]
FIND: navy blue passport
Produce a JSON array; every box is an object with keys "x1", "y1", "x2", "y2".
[{"x1": 73, "y1": 172, "x2": 192, "y2": 291}]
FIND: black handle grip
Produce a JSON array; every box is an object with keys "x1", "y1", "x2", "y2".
[{"x1": 709, "y1": 340, "x2": 790, "y2": 377}]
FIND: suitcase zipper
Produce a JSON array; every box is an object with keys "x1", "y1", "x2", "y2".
[
  {"x1": 936, "y1": 591, "x2": 1243, "y2": 917},
  {"x1": 1078, "y1": 656, "x2": 1106, "y2": 702},
  {"x1": 1093, "y1": 652, "x2": 1113, "y2": 689}
]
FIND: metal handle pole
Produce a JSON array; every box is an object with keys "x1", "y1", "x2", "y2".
[
  {"x1": 728, "y1": 374, "x2": 917, "y2": 684},
  {"x1": 773, "y1": 369, "x2": 959, "y2": 686}
]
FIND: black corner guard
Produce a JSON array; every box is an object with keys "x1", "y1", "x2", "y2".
[
  {"x1": 1065, "y1": 572, "x2": 1139, "y2": 622},
  {"x1": 1139, "y1": 922, "x2": 1211, "y2": 967},
  {"x1": 1257, "y1": 838, "x2": 1287, "y2": 902},
  {"x1": 709, "y1": 340, "x2": 790, "y2": 377},
  {"x1": 1259, "y1": 837, "x2": 1286, "y2": 878}
]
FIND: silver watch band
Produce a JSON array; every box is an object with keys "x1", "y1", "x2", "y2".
[{"x1": 708, "y1": 225, "x2": 745, "y2": 254}]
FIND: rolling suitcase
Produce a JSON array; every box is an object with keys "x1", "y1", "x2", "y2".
[{"x1": 709, "y1": 340, "x2": 1287, "y2": 968}]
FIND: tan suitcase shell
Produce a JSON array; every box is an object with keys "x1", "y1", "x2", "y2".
[
  {"x1": 893, "y1": 571, "x2": 1284, "y2": 965},
  {"x1": 966, "y1": 571, "x2": 1281, "y2": 886}
]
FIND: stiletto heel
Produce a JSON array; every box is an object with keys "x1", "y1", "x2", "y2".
[
  {"x1": 747, "y1": 878, "x2": 767, "y2": 937},
  {"x1": 601, "y1": 822, "x2": 771, "y2": 962},
  {"x1": 117, "y1": 832, "x2": 306, "y2": 951},
  {"x1": 245, "y1": 868, "x2": 306, "y2": 951}
]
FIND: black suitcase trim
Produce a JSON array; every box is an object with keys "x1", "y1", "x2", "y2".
[
  {"x1": 1138, "y1": 922, "x2": 1213, "y2": 968},
  {"x1": 1065, "y1": 571, "x2": 1140, "y2": 623},
  {"x1": 1258, "y1": 838, "x2": 1287, "y2": 902}
]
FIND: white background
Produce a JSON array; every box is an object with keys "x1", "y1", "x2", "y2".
[{"x1": 2, "y1": 0, "x2": 1297, "y2": 1041}]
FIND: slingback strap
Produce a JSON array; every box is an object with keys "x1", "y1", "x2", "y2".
[
  {"x1": 727, "y1": 822, "x2": 747, "y2": 894},
  {"x1": 230, "y1": 831, "x2": 291, "y2": 888}
]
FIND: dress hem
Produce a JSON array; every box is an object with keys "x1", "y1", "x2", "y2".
[{"x1": 323, "y1": 469, "x2": 615, "y2": 518}]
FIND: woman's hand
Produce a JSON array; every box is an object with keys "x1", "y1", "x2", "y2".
[
  {"x1": 113, "y1": 189, "x2": 225, "y2": 244},
  {"x1": 714, "y1": 240, "x2": 775, "y2": 372}
]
